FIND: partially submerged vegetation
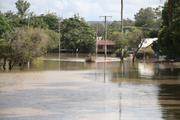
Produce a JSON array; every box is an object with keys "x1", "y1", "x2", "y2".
[
  {"x1": 0, "y1": 0, "x2": 179, "y2": 70},
  {"x1": 0, "y1": 0, "x2": 95, "y2": 70},
  {"x1": 1, "y1": 27, "x2": 49, "y2": 70}
]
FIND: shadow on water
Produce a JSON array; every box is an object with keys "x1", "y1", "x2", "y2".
[{"x1": 158, "y1": 84, "x2": 180, "y2": 120}]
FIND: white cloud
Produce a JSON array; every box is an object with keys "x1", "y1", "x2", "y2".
[{"x1": 0, "y1": 0, "x2": 166, "y2": 20}]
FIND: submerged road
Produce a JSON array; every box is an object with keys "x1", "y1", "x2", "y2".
[{"x1": 0, "y1": 61, "x2": 180, "y2": 120}]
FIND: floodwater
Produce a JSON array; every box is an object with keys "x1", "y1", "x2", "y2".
[{"x1": 0, "y1": 54, "x2": 180, "y2": 120}]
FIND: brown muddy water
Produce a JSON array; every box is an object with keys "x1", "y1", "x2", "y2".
[{"x1": 0, "y1": 54, "x2": 180, "y2": 120}]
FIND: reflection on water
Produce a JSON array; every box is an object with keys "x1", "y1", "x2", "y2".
[
  {"x1": 159, "y1": 84, "x2": 180, "y2": 120},
  {"x1": 0, "y1": 54, "x2": 180, "y2": 120}
]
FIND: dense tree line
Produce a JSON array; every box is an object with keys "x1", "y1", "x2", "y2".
[{"x1": 0, "y1": 0, "x2": 95, "y2": 70}]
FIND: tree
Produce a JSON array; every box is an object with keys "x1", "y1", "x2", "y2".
[
  {"x1": 108, "y1": 19, "x2": 134, "y2": 37},
  {"x1": 61, "y1": 16, "x2": 96, "y2": 53},
  {"x1": 2, "y1": 27, "x2": 49, "y2": 70},
  {"x1": 123, "y1": 18, "x2": 135, "y2": 26},
  {"x1": 167, "y1": 0, "x2": 174, "y2": 26},
  {"x1": 42, "y1": 13, "x2": 60, "y2": 32},
  {"x1": 3, "y1": 11, "x2": 21, "y2": 28},
  {"x1": 110, "y1": 31, "x2": 128, "y2": 59},
  {"x1": 156, "y1": 1, "x2": 180, "y2": 59},
  {"x1": 126, "y1": 27, "x2": 144, "y2": 62},
  {"x1": 135, "y1": 6, "x2": 162, "y2": 38},
  {"x1": 0, "y1": 39, "x2": 10, "y2": 70},
  {"x1": 109, "y1": 31, "x2": 127, "y2": 49},
  {"x1": 126, "y1": 28, "x2": 143, "y2": 48},
  {"x1": 29, "y1": 15, "x2": 48, "y2": 29},
  {"x1": 45, "y1": 29, "x2": 60, "y2": 52},
  {"x1": 135, "y1": 7, "x2": 156, "y2": 28},
  {"x1": 0, "y1": 14, "x2": 11, "y2": 38},
  {"x1": 0, "y1": 13, "x2": 14, "y2": 70},
  {"x1": 0, "y1": 0, "x2": 64, "y2": 70},
  {"x1": 134, "y1": 7, "x2": 162, "y2": 31},
  {"x1": 108, "y1": 21, "x2": 121, "y2": 34},
  {"x1": 15, "y1": 0, "x2": 30, "y2": 20}
]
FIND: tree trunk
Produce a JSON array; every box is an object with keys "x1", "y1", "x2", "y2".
[
  {"x1": 132, "y1": 38, "x2": 145, "y2": 63},
  {"x1": 132, "y1": 53, "x2": 136, "y2": 63},
  {"x1": 3, "y1": 58, "x2": 7, "y2": 71},
  {"x1": 132, "y1": 49, "x2": 139, "y2": 63},
  {"x1": 8, "y1": 60, "x2": 15, "y2": 71}
]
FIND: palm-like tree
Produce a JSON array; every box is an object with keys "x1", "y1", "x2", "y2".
[{"x1": 15, "y1": 0, "x2": 30, "y2": 20}]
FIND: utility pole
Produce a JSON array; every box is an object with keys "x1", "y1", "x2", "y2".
[
  {"x1": 58, "y1": 18, "x2": 62, "y2": 70},
  {"x1": 100, "y1": 16, "x2": 112, "y2": 58},
  {"x1": 120, "y1": 0, "x2": 124, "y2": 62},
  {"x1": 120, "y1": 0, "x2": 123, "y2": 32},
  {"x1": 95, "y1": 23, "x2": 99, "y2": 58},
  {"x1": 59, "y1": 19, "x2": 61, "y2": 59}
]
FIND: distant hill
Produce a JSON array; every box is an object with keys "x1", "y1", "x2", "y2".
[{"x1": 87, "y1": 20, "x2": 134, "y2": 27}]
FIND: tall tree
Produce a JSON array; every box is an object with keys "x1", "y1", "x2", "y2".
[
  {"x1": 156, "y1": 1, "x2": 180, "y2": 59},
  {"x1": 15, "y1": 0, "x2": 30, "y2": 20},
  {"x1": 167, "y1": 0, "x2": 173, "y2": 26},
  {"x1": 135, "y1": 7, "x2": 162, "y2": 37},
  {"x1": 135, "y1": 7, "x2": 156, "y2": 28}
]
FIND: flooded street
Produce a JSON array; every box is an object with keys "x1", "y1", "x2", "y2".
[{"x1": 0, "y1": 54, "x2": 180, "y2": 120}]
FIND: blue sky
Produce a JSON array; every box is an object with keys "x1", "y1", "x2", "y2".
[{"x1": 0, "y1": 0, "x2": 166, "y2": 21}]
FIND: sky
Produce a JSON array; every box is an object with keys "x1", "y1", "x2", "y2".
[{"x1": 0, "y1": 0, "x2": 166, "y2": 21}]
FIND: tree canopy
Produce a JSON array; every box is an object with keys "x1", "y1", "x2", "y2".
[
  {"x1": 0, "y1": 14, "x2": 12, "y2": 38},
  {"x1": 135, "y1": 7, "x2": 156, "y2": 28},
  {"x1": 15, "y1": 0, "x2": 30, "y2": 20},
  {"x1": 42, "y1": 14, "x2": 60, "y2": 32},
  {"x1": 156, "y1": 1, "x2": 180, "y2": 59},
  {"x1": 134, "y1": 7, "x2": 162, "y2": 36},
  {"x1": 61, "y1": 16, "x2": 96, "y2": 53}
]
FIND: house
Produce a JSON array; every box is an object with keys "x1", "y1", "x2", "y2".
[
  {"x1": 138, "y1": 38, "x2": 158, "y2": 59},
  {"x1": 96, "y1": 40, "x2": 115, "y2": 54}
]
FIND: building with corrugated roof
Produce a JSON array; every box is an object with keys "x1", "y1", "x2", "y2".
[
  {"x1": 96, "y1": 40, "x2": 115, "y2": 54},
  {"x1": 138, "y1": 38, "x2": 158, "y2": 59}
]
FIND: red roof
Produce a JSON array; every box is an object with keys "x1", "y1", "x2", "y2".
[{"x1": 96, "y1": 40, "x2": 115, "y2": 46}]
